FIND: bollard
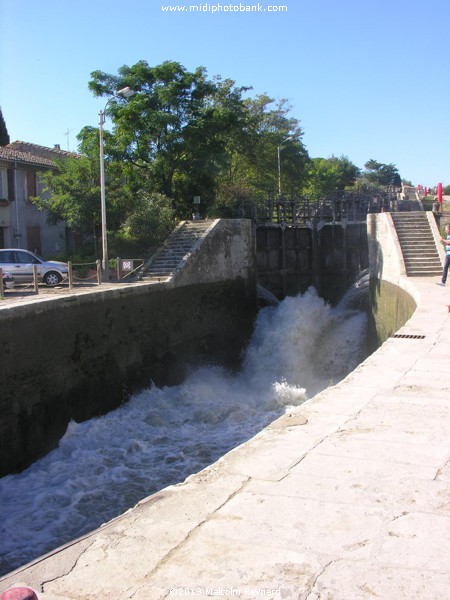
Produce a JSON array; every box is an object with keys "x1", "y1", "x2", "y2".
[
  {"x1": 33, "y1": 264, "x2": 39, "y2": 294},
  {"x1": 96, "y1": 259, "x2": 102, "y2": 285},
  {"x1": 0, "y1": 267, "x2": 4, "y2": 300},
  {"x1": 68, "y1": 261, "x2": 73, "y2": 289}
]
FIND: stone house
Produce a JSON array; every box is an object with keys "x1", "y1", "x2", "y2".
[{"x1": 0, "y1": 141, "x2": 78, "y2": 255}]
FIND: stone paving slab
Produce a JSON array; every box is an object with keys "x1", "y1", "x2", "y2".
[{"x1": 1, "y1": 278, "x2": 450, "y2": 599}]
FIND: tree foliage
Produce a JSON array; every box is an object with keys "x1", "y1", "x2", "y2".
[
  {"x1": 302, "y1": 155, "x2": 360, "y2": 199},
  {"x1": 31, "y1": 156, "x2": 100, "y2": 229},
  {"x1": 123, "y1": 192, "x2": 177, "y2": 245},
  {"x1": 86, "y1": 60, "x2": 308, "y2": 216},
  {"x1": 30, "y1": 137, "x2": 133, "y2": 236},
  {"x1": 215, "y1": 94, "x2": 309, "y2": 203},
  {"x1": 88, "y1": 61, "x2": 249, "y2": 214},
  {"x1": 362, "y1": 159, "x2": 401, "y2": 187},
  {"x1": 0, "y1": 107, "x2": 10, "y2": 146}
]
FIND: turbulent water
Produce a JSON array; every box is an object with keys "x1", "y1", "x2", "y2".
[{"x1": 0, "y1": 287, "x2": 368, "y2": 576}]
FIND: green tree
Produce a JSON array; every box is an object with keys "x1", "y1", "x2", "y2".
[
  {"x1": 214, "y1": 94, "x2": 309, "y2": 210},
  {"x1": 0, "y1": 107, "x2": 10, "y2": 146},
  {"x1": 30, "y1": 137, "x2": 134, "y2": 254},
  {"x1": 302, "y1": 155, "x2": 360, "y2": 199},
  {"x1": 88, "y1": 60, "x2": 250, "y2": 215},
  {"x1": 363, "y1": 159, "x2": 401, "y2": 187},
  {"x1": 31, "y1": 156, "x2": 101, "y2": 230}
]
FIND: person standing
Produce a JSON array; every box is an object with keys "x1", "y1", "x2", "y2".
[{"x1": 437, "y1": 224, "x2": 450, "y2": 285}]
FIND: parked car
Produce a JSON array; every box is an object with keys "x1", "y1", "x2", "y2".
[
  {"x1": 0, "y1": 249, "x2": 68, "y2": 287},
  {"x1": 2, "y1": 270, "x2": 14, "y2": 290}
]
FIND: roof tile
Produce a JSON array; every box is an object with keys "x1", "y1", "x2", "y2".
[{"x1": 0, "y1": 141, "x2": 81, "y2": 168}]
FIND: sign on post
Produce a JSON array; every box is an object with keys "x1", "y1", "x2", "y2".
[{"x1": 121, "y1": 259, "x2": 134, "y2": 272}]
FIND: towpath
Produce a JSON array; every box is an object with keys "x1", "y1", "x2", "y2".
[{"x1": 1, "y1": 274, "x2": 449, "y2": 599}]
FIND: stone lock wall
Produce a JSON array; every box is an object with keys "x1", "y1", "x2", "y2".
[{"x1": 0, "y1": 219, "x2": 257, "y2": 476}]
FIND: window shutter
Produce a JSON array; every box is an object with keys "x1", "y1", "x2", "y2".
[
  {"x1": 7, "y1": 169, "x2": 15, "y2": 201},
  {"x1": 26, "y1": 170, "x2": 37, "y2": 197}
]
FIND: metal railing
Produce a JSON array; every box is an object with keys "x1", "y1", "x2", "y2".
[
  {"x1": 66, "y1": 257, "x2": 145, "y2": 287},
  {"x1": 0, "y1": 258, "x2": 144, "y2": 298},
  {"x1": 236, "y1": 188, "x2": 399, "y2": 226}
]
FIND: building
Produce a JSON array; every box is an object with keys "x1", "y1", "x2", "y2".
[{"x1": 0, "y1": 141, "x2": 78, "y2": 255}]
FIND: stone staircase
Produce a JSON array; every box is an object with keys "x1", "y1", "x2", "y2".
[
  {"x1": 141, "y1": 220, "x2": 215, "y2": 280},
  {"x1": 398, "y1": 184, "x2": 423, "y2": 211},
  {"x1": 391, "y1": 212, "x2": 442, "y2": 276}
]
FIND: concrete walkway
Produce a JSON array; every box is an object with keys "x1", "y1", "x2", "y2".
[{"x1": 1, "y1": 274, "x2": 450, "y2": 599}]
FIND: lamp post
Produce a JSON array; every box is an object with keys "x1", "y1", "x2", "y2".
[
  {"x1": 99, "y1": 86, "x2": 135, "y2": 280},
  {"x1": 277, "y1": 135, "x2": 293, "y2": 198}
]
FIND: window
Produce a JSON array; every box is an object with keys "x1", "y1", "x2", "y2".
[
  {"x1": 16, "y1": 251, "x2": 38, "y2": 264},
  {"x1": 0, "y1": 250, "x2": 15, "y2": 263},
  {"x1": 26, "y1": 170, "x2": 37, "y2": 197},
  {"x1": 7, "y1": 169, "x2": 15, "y2": 201},
  {"x1": 0, "y1": 169, "x2": 14, "y2": 201}
]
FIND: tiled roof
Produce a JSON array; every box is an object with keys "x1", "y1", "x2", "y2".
[
  {"x1": 0, "y1": 146, "x2": 55, "y2": 167},
  {"x1": 0, "y1": 141, "x2": 81, "y2": 168}
]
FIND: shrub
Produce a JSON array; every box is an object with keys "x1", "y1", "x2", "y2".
[{"x1": 123, "y1": 192, "x2": 177, "y2": 246}]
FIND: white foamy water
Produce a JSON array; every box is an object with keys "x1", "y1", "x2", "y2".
[{"x1": 0, "y1": 287, "x2": 368, "y2": 575}]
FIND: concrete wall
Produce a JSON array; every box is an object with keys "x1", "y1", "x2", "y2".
[
  {"x1": 367, "y1": 213, "x2": 406, "y2": 286},
  {"x1": 366, "y1": 213, "x2": 418, "y2": 349},
  {"x1": 0, "y1": 219, "x2": 256, "y2": 476},
  {"x1": 172, "y1": 219, "x2": 256, "y2": 286}
]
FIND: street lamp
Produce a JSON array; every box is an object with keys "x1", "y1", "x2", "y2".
[
  {"x1": 99, "y1": 86, "x2": 135, "y2": 279},
  {"x1": 277, "y1": 135, "x2": 293, "y2": 198}
]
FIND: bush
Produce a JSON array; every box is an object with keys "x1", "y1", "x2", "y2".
[{"x1": 123, "y1": 192, "x2": 177, "y2": 246}]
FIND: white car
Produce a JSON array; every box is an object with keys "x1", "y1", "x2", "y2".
[{"x1": 0, "y1": 249, "x2": 68, "y2": 286}]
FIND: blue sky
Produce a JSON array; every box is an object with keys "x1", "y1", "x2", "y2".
[{"x1": 1, "y1": 0, "x2": 448, "y2": 187}]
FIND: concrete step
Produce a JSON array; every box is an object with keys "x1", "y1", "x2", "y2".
[
  {"x1": 391, "y1": 211, "x2": 443, "y2": 278},
  {"x1": 403, "y1": 257, "x2": 441, "y2": 263},
  {"x1": 142, "y1": 220, "x2": 214, "y2": 279},
  {"x1": 405, "y1": 261, "x2": 442, "y2": 268},
  {"x1": 401, "y1": 245, "x2": 439, "y2": 252},
  {"x1": 396, "y1": 229, "x2": 432, "y2": 235},
  {"x1": 406, "y1": 270, "x2": 442, "y2": 276},
  {"x1": 398, "y1": 241, "x2": 437, "y2": 247},
  {"x1": 403, "y1": 256, "x2": 440, "y2": 262},
  {"x1": 400, "y1": 247, "x2": 438, "y2": 252},
  {"x1": 392, "y1": 220, "x2": 428, "y2": 227},
  {"x1": 397, "y1": 240, "x2": 435, "y2": 245},
  {"x1": 398, "y1": 236, "x2": 437, "y2": 240},
  {"x1": 394, "y1": 225, "x2": 430, "y2": 231}
]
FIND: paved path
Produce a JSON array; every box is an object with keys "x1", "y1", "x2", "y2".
[
  {"x1": 1, "y1": 276, "x2": 450, "y2": 599},
  {"x1": 0, "y1": 280, "x2": 143, "y2": 308}
]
